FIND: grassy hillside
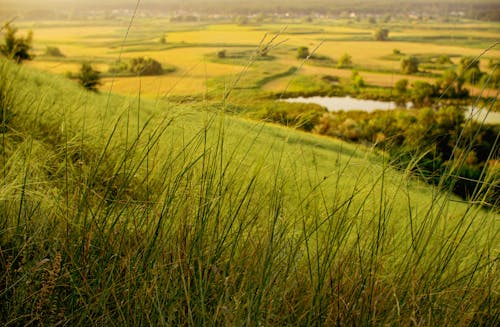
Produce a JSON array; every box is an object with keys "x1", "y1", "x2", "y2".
[{"x1": 0, "y1": 59, "x2": 498, "y2": 325}]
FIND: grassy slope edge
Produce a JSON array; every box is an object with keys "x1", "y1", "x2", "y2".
[{"x1": 0, "y1": 59, "x2": 498, "y2": 325}]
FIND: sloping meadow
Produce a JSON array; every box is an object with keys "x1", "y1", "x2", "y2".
[{"x1": 0, "y1": 59, "x2": 498, "y2": 325}]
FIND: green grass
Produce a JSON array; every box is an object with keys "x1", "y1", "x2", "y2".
[{"x1": 0, "y1": 57, "x2": 498, "y2": 325}]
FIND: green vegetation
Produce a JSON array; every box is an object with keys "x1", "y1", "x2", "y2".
[
  {"x1": 1, "y1": 55, "x2": 498, "y2": 326},
  {"x1": 374, "y1": 27, "x2": 389, "y2": 41},
  {"x1": 44, "y1": 46, "x2": 64, "y2": 57},
  {"x1": 109, "y1": 57, "x2": 174, "y2": 76},
  {"x1": 337, "y1": 52, "x2": 353, "y2": 68},
  {"x1": 77, "y1": 62, "x2": 101, "y2": 91},
  {"x1": 351, "y1": 70, "x2": 366, "y2": 90},
  {"x1": 401, "y1": 55, "x2": 419, "y2": 74},
  {"x1": 296, "y1": 46, "x2": 309, "y2": 59},
  {"x1": 0, "y1": 23, "x2": 33, "y2": 63},
  {"x1": 0, "y1": 9, "x2": 499, "y2": 325},
  {"x1": 315, "y1": 106, "x2": 499, "y2": 204}
]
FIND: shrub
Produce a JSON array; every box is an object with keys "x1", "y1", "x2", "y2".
[
  {"x1": 45, "y1": 46, "x2": 64, "y2": 57},
  {"x1": 108, "y1": 60, "x2": 129, "y2": 74},
  {"x1": 351, "y1": 70, "x2": 365, "y2": 89},
  {"x1": 77, "y1": 62, "x2": 101, "y2": 92},
  {"x1": 437, "y1": 55, "x2": 452, "y2": 65},
  {"x1": 394, "y1": 79, "x2": 408, "y2": 94},
  {"x1": 337, "y1": 53, "x2": 352, "y2": 68},
  {"x1": 297, "y1": 46, "x2": 309, "y2": 59},
  {"x1": 129, "y1": 57, "x2": 163, "y2": 76},
  {"x1": 217, "y1": 49, "x2": 226, "y2": 59},
  {"x1": 0, "y1": 23, "x2": 34, "y2": 63},
  {"x1": 108, "y1": 57, "x2": 171, "y2": 76},
  {"x1": 411, "y1": 81, "x2": 436, "y2": 107}
]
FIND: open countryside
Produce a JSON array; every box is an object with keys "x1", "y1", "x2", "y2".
[{"x1": 0, "y1": 0, "x2": 499, "y2": 325}]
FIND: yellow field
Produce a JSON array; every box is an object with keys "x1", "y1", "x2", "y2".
[
  {"x1": 17, "y1": 19, "x2": 500, "y2": 98},
  {"x1": 101, "y1": 75, "x2": 208, "y2": 97}
]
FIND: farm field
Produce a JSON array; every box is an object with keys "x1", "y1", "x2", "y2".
[{"x1": 19, "y1": 18, "x2": 500, "y2": 100}]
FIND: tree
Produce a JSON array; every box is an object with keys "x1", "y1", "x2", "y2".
[
  {"x1": 45, "y1": 46, "x2": 64, "y2": 57},
  {"x1": 78, "y1": 63, "x2": 101, "y2": 92},
  {"x1": 394, "y1": 79, "x2": 408, "y2": 94},
  {"x1": 401, "y1": 56, "x2": 419, "y2": 74},
  {"x1": 351, "y1": 70, "x2": 365, "y2": 90},
  {"x1": 437, "y1": 55, "x2": 452, "y2": 65},
  {"x1": 337, "y1": 53, "x2": 352, "y2": 68},
  {"x1": 297, "y1": 46, "x2": 309, "y2": 59},
  {"x1": 437, "y1": 70, "x2": 468, "y2": 98},
  {"x1": 0, "y1": 23, "x2": 34, "y2": 63},
  {"x1": 374, "y1": 28, "x2": 389, "y2": 41},
  {"x1": 159, "y1": 35, "x2": 166, "y2": 44},
  {"x1": 217, "y1": 49, "x2": 226, "y2": 59},
  {"x1": 458, "y1": 56, "x2": 483, "y2": 83},
  {"x1": 411, "y1": 81, "x2": 436, "y2": 107}
]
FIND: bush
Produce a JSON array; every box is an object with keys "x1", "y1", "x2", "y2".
[
  {"x1": 45, "y1": 46, "x2": 64, "y2": 57},
  {"x1": 394, "y1": 79, "x2": 408, "y2": 94},
  {"x1": 437, "y1": 55, "x2": 452, "y2": 65},
  {"x1": 337, "y1": 53, "x2": 352, "y2": 68},
  {"x1": 108, "y1": 60, "x2": 129, "y2": 74},
  {"x1": 296, "y1": 46, "x2": 309, "y2": 59},
  {"x1": 78, "y1": 63, "x2": 101, "y2": 92},
  {"x1": 129, "y1": 57, "x2": 163, "y2": 76},
  {"x1": 0, "y1": 23, "x2": 34, "y2": 63},
  {"x1": 217, "y1": 49, "x2": 226, "y2": 59},
  {"x1": 411, "y1": 81, "x2": 436, "y2": 107},
  {"x1": 351, "y1": 70, "x2": 365, "y2": 89},
  {"x1": 108, "y1": 57, "x2": 172, "y2": 76}
]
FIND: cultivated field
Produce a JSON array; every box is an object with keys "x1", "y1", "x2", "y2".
[{"x1": 19, "y1": 18, "x2": 500, "y2": 99}]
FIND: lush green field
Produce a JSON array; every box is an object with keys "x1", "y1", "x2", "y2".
[{"x1": 1, "y1": 53, "x2": 499, "y2": 325}]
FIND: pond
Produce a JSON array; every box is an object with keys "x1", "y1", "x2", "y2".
[
  {"x1": 281, "y1": 96, "x2": 500, "y2": 125},
  {"x1": 282, "y1": 96, "x2": 402, "y2": 113}
]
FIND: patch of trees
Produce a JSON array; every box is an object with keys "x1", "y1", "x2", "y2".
[
  {"x1": 458, "y1": 57, "x2": 500, "y2": 88},
  {"x1": 0, "y1": 23, "x2": 34, "y2": 63},
  {"x1": 314, "y1": 107, "x2": 499, "y2": 207},
  {"x1": 109, "y1": 57, "x2": 173, "y2": 76},
  {"x1": 252, "y1": 102, "x2": 326, "y2": 132},
  {"x1": 392, "y1": 75, "x2": 468, "y2": 108}
]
